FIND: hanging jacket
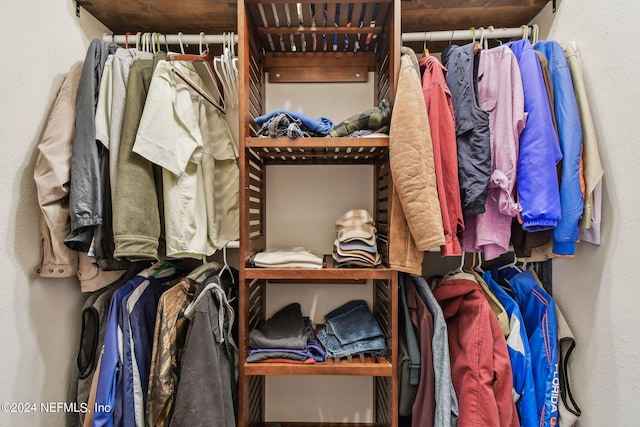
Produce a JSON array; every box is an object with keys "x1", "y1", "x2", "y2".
[
  {"x1": 461, "y1": 45, "x2": 525, "y2": 260},
  {"x1": 32, "y1": 60, "x2": 126, "y2": 292},
  {"x1": 389, "y1": 47, "x2": 445, "y2": 275},
  {"x1": 506, "y1": 39, "x2": 562, "y2": 232},
  {"x1": 493, "y1": 267, "x2": 560, "y2": 427},
  {"x1": 433, "y1": 277, "x2": 519, "y2": 427},
  {"x1": 66, "y1": 38, "x2": 119, "y2": 252},
  {"x1": 561, "y1": 41, "x2": 604, "y2": 245},
  {"x1": 113, "y1": 54, "x2": 166, "y2": 261},
  {"x1": 483, "y1": 271, "x2": 538, "y2": 427},
  {"x1": 419, "y1": 55, "x2": 464, "y2": 257},
  {"x1": 441, "y1": 43, "x2": 491, "y2": 216},
  {"x1": 534, "y1": 41, "x2": 584, "y2": 256},
  {"x1": 410, "y1": 275, "x2": 459, "y2": 427}
]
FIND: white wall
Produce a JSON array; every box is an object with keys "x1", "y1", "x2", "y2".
[
  {"x1": 532, "y1": 1, "x2": 640, "y2": 425},
  {"x1": 0, "y1": 2, "x2": 108, "y2": 426}
]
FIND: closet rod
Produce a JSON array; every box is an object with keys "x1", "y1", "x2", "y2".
[
  {"x1": 402, "y1": 26, "x2": 533, "y2": 43},
  {"x1": 102, "y1": 33, "x2": 238, "y2": 46}
]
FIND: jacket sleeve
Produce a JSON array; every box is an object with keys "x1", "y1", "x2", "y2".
[
  {"x1": 535, "y1": 41, "x2": 585, "y2": 256},
  {"x1": 390, "y1": 53, "x2": 445, "y2": 252}
]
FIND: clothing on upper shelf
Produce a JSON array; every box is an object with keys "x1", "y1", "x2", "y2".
[
  {"x1": 328, "y1": 99, "x2": 391, "y2": 137},
  {"x1": 255, "y1": 109, "x2": 334, "y2": 136},
  {"x1": 252, "y1": 247, "x2": 323, "y2": 269}
]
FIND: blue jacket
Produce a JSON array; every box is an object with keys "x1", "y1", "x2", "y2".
[
  {"x1": 483, "y1": 271, "x2": 538, "y2": 427},
  {"x1": 535, "y1": 41, "x2": 585, "y2": 256},
  {"x1": 507, "y1": 39, "x2": 562, "y2": 232},
  {"x1": 493, "y1": 267, "x2": 559, "y2": 427},
  {"x1": 93, "y1": 274, "x2": 147, "y2": 427}
]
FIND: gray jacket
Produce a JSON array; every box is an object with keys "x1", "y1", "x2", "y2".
[
  {"x1": 410, "y1": 275, "x2": 459, "y2": 427},
  {"x1": 66, "y1": 38, "x2": 118, "y2": 252}
]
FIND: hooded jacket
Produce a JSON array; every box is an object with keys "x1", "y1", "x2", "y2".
[
  {"x1": 433, "y1": 277, "x2": 519, "y2": 427},
  {"x1": 389, "y1": 47, "x2": 445, "y2": 275}
]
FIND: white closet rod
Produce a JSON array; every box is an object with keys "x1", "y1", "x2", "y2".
[
  {"x1": 402, "y1": 26, "x2": 533, "y2": 43},
  {"x1": 102, "y1": 33, "x2": 238, "y2": 45}
]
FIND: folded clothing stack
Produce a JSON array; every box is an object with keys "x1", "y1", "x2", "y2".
[
  {"x1": 254, "y1": 110, "x2": 334, "y2": 138},
  {"x1": 317, "y1": 300, "x2": 387, "y2": 358},
  {"x1": 252, "y1": 247, "x2": 324, "y2": 269},
  {"x1": 332, "y1": 209, "x2": 381, "y2": 268},
  {"x1": 247, "y1": 302, "x2": 325, "y2": 363}
]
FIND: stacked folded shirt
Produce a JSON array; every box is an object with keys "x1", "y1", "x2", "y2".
[
  {"x1": 332, "y1": 209, "x2": 381, "y2": 268},
  {"x1": 248, "y1": 302, "x2": 326, "y2": 364},
  {"x1": 252, "y1": 247, "x2": 324, "y2": 269}
]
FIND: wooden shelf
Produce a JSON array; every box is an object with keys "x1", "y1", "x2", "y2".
[
  {"x1": 244, "y1": 354, "x2": 392, "y2": 376},
  {"x1": 260, "y1": 423, "x2": 382, "y2": 427},
  {"x1": 246, "y1": 137, "x2": 389, "y2": 163}
]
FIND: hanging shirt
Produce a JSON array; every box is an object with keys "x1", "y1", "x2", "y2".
[
  {"x1": 133, "y1": 60, "x2": 239, "y2": 258},
  {"x1": 461, "y1": 45, "x2": 525, "y2": 260},
  {"x1": 506, "y1": 39, "x2": 562, "y2": 233}
]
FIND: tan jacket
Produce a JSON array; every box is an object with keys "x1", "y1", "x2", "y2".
[
  {"x1": 389, "y1": 47, "x2": 445, "y2": 275},
  {"x1": 33, "y1": 61, "x2": 124, "y2": 292}
]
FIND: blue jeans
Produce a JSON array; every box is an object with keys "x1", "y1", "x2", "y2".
[{"x1": 318, "y1": 300, "x2": 387, "y2": 357}]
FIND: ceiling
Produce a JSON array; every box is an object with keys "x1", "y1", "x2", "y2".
[{"x1": 80, "y1": 0, "x2": 549, "y2": 39}]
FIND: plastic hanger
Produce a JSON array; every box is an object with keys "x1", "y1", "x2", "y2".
[
  {"x1": 217, "y1": 245, "x2": 235, "y2": 286},
  {"x1": 474, "y1": 251, "x2": 485, "y2": 274},
  {"x1": 471, "y1": 27, "x2": 482, "y2": 54},
  {"x1": 178, "y1": 32, "x2": 186, "y2": 54},
  {"x1": 152, "y1": 259, "x2": 187, "y2": 278},
  {"x1": 125, "y1": 31, "x2": 131, "y2": 49},
  {"x1": 498, "y1": 252, "x2": 523, "y2": 272}
]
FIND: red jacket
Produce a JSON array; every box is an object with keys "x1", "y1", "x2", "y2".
[
  {"x1": 419, "y1": 56, "x2": 464, "y2": 256},
  {"x1": 433, "y1": 277, "x2": 518, "y2": 427}
]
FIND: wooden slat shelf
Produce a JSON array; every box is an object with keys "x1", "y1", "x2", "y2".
[
  {"x1": 261, "y1": 423, "x2": 381, "y2": 427},
  {"x1": 244, "y1": 354, "x2": 392, "y2": 376},
  {"x1": 246, "y1": 255, "x2": 393, "y2": 280},
  {"x1": 246, "y1": 137, "x2": 389, "y2": 163}
]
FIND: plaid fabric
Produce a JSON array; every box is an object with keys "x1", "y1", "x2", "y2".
[{"x1": 328, "y1": 99, "x2": 391, "y2": 137}]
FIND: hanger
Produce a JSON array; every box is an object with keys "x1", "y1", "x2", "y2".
[
  {"x1": 521, "y1": 25, "x2": 529, "y2": 40},
  {"x1": 422, "y1": 31, "x2": 431, "y2": 57},
  {"x1": 449, "y1": 30, "x2": 455, "y2": 45},
  {"x1": 498, "y1": 252, "x2": 523, "y2": 272},
  {"x1": 125, "y1": 31, "x2": 131, "y2": 49},
  {"x1": 474, "y1": 251, "x2": 485, "y2": 274},
  {"x1": 217, "y1": 245, "x2": 235, "y2": 286},
  {"x1": 479, "y1": 27, "x2": 488, "y2": 50},
  {"x1": 471, "y1": 27, "x2": 482, "y2": 54},
  {"x1": 163, "y1": 34, "x2": 170, "y2": 53},
  {"x1": 178, "y1": 31, "x2": 186, "y2": 54},
  {"x1": 152, "y1": 259, "x2": 187, "y2": 278},
  {"x1": 532, "y1": 24, "x2": 540, "y2": 44},
  {"x1": 166, "y1": 33, "x2": 226, "y2": 113},
  {"x1": 452, "y1": 251, "x2": 467, "y2": 275}
]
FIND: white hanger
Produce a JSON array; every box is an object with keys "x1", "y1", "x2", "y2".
[{"x1": 178, "y1": 32, "x2": 186, "y2": 54}]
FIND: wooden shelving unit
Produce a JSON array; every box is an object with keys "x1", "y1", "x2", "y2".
[{"x1": 237, "y1": 0, "x2": 400, "y2": 425}]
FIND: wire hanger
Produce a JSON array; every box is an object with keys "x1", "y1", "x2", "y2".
[
  {"x1": 422, "y1": 31, "x2": 432, "y2": 57},
  {"x1": 217, "y1": 245, "x2": 235, "y2": 286}
]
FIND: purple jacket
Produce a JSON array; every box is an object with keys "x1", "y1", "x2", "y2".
[{"x1": 507, "y1": 39, "x2": 562, "y2": 232}]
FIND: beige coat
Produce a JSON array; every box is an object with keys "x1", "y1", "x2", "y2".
[
  {"x1": 33, "y1": 61, "x2": 124, "y2": 292},
  {"x1": 389, "y1": 48, "x2": 445, "y2": 275}
]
